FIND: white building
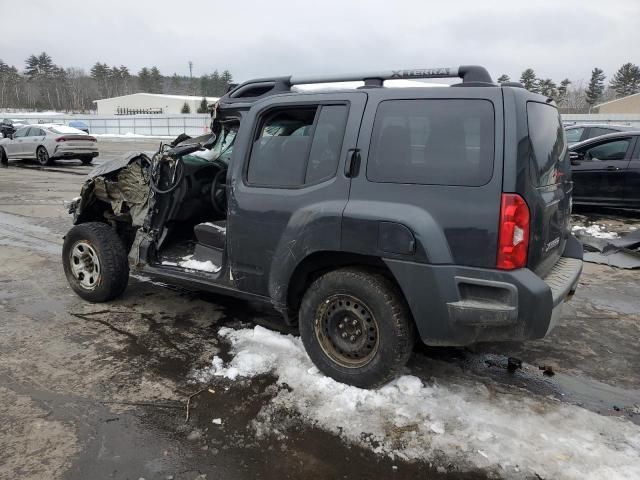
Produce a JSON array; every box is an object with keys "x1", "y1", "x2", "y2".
[{"x1": 93, "y1": 93, "x2": 219, "y2": 115}]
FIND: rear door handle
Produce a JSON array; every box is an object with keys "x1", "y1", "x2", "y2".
[{"x1": 344, "y1": 148, "x2": 361, "y2": 178}]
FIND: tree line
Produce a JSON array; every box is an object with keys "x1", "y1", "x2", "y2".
[
  {"x1": 497, "y1": 62, "x2": 640, "y2": 113},
  {"x1": 0, "y1": 52, "x2": 234, "y2": 113}
]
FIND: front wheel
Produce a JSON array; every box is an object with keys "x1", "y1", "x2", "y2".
[
  {"x1": 299, "y1": 268, "x2": 415, "y2": 388},
  {"x1": 62, "y1": 222, "x2": 129, "y2": 302},
  {"x1": 80, "y1": 155, "x2": 94, "y2": 165},
  {"x1": 36, "y1": 146, "x2": 51, "y2": 166}
]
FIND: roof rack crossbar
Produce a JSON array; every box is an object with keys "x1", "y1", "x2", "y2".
[{"x1": 289, "y1": 65, "x2": 492, "y2": 85}]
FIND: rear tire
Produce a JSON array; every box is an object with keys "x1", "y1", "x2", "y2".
[
  {"x1": 299, "y1": 268, "x2": 415, "y2": 388},
  {"x1": 0, "y1": 147, "x2": 7, "y2": 167},
  {"x1": 36, "y1": 146, "x2": 51, "y2": 166},
  {"x1": 62, "y1": 222, "x2": 129, "y2": 302},
  {"x1": 80, "y1": 156, "x2": 94, "y2": 165}
]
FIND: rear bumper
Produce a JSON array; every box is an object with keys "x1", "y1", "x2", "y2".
[
  {"x1": 384, "y1": 235, "x2": 583, "y2": 346},
  {"x1": 52, "y1": 145, "x2": 99, "y2": 159}
]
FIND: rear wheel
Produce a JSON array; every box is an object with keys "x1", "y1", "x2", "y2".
[
  {"x1": 80, "y1": 156, "x2": 94, "y2": 165},
  {"x1": 36, "y1": 146, "x2": 51, "y2": 166},
  {"x1": 299, "y1": 268, "x2": 415, "y2": 388},
  {"x1": 0, "y1": 147, "x2": 7, "y2": 167},
  {"x1": 62, "y1": 222, "x2": 129, "y2": 302}
]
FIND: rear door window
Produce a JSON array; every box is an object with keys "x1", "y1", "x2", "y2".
[
  {"x1": 247, "y1": 104, "x2": 348, "y2": 187},
  {"x1": 527, "y1": 102, "x2": 567, "y2": 186},
  {"x1": 583, "y1": 139, "x2": 631, "y2": 161},
  {"x1": 589, "y1": 127, "x2": 617, "y2": 139},
  {"x1": 366, "y1": 99, "x2": 495, "y2": 186}
]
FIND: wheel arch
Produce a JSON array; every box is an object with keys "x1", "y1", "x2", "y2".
[{"x1": 283, "y1": 250, "x2": 410, "y2": 325}]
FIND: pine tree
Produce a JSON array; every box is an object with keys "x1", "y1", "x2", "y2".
[
  {"x1": 197, "y1": 97, "x2": 208, "y2": 113},
  {"x1": 519, "y1": 69, "x2": 538, "y2": 92},
  {"x1": 170, "y1": 73, "x2": 182, "y2": 93},
  {"x1": 556, "y1": 78, "x2": 571, "y2": 105},
  {"x1": 537, "y1": 78, "x2": 557, "y2": 98},
  {"x1": 220, "y1": 70, "x2": 233, "y2": 95},
  {"x1": 181, "y1": 102, "x2": 191, "y2": 114},
  {"x1": 138, "y1": 67, "x2": 151, "y2": 92},
  {"x1": 497, "y1": 74, "x2": 510, "y2": 84},
  {"x1": 585, "y1": 68, "x2": 606, "y2": 106},
  {"x1": 609, "y1": 63, "x2": 640, "y2": 98},
  {"x1": 150, "y1": 66, "x2": 163, "y2": 94}
]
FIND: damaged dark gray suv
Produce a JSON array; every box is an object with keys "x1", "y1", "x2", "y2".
[{"x1": 63, "y1": 66, "x2": 583, "y2": 388}]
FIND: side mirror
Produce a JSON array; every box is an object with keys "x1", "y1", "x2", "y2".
[{"x1": 569, "y1": 151, "x2": 582, "y2": 165}]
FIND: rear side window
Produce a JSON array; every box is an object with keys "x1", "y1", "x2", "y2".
[
  {"x1": 367, "y1": 99, "x2": 495, "y2": 186},
  {"x1": 247, "y1": 104, "x2": 348, "y2": 187},
  {"x1": 565, "y1": 127, "x2": 584, "y2": 143},
  {"x1": 527, "y1": 102, "x2": 567, "y2": 186}
]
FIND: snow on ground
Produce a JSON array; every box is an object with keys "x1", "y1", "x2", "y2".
[
  {"x1": 194, "y1": 326, "x2": 640, "y2": 480},
  {"x1": 571, "y1": 224, "x2": 619, "y2": 239},
  {"x1": 162, "y1": 255, "x2": 221, "y2": 273}
]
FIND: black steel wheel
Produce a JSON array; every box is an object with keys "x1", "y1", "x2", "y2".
[
  {"x1": 299, "y1": 268, "x2": 415, "y2": 388},
  {"x1": 315, "y1": 294, "x2": 379, "y2": 368}
]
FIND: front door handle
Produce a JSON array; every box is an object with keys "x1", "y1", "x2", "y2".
[{"x1": 606, "y1": 166, "x2": 620, "y2": 171}]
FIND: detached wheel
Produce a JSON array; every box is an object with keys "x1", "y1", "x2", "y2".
[
  {"x1": 299, "y1": 268, "x2": 415, "y2": 388},
  {"x1": 62, "y1": 222, "x2": 129, "y2": 302},
  {"x1": 36, "y1": 146, "x2": 51, "y2": 166}
]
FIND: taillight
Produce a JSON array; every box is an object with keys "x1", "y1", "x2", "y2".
[
  {"x1": 496, "y1": 193, "x2": 530, "y2": 270},
  {"x1": 56, "y1": 137, "x2": 67, "y2": 142}
]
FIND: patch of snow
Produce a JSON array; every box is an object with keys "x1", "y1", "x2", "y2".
[
  {"x1": 571, "y1": 224, "x2": 619, "y2": 239},
  {"x1": 161, "y1": 261, "x2": 178, "y2": 266},
  {"x1": 177, "y1": 255, "x2": 221, "y2": 273},
  {"x1": 194, "y1": 326, "x2": 640, "y2": 480},
  {"x1": 211, "y1": 418, "x2": 222, "y2": 425}
]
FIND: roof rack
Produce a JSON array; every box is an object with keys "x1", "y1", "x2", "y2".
[{"x1": 220, "y1": 65, "x2": 494, "y2": 105}]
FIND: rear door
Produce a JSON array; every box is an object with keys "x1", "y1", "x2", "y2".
[
  {"x1": 571, "y1": 136, "x2": 634, "y2": 205},
  {"x1": 342, "y1": 87, "x2": 503, "y2": 268},
  {"x1": 25, "y1": 127, "x2": 45, "y2": 157},
  {"x1": 227, "y1": 92, "x2": 367, "y2": 297}
]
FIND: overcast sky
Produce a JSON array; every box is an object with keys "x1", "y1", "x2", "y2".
[{"x1": 1, "y1": 0, "x2": 638, "y2": 85}]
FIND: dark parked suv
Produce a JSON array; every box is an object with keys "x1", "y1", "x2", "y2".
[{"x1": 63, "y1": 66, "x2": 583, "y2": 388}]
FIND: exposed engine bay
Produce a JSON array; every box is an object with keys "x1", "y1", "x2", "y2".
[{"x1": 68, "y1": 112, "x2": 239, "y2": 274}]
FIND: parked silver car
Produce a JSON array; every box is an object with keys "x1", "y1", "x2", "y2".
[{"x1": 0, "y1": 124, "x2": 99, "y2": 166}]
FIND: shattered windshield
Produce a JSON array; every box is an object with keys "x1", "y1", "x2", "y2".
[{"x1": 189, "y1": 122, "x2": 238, "y2": 164}]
